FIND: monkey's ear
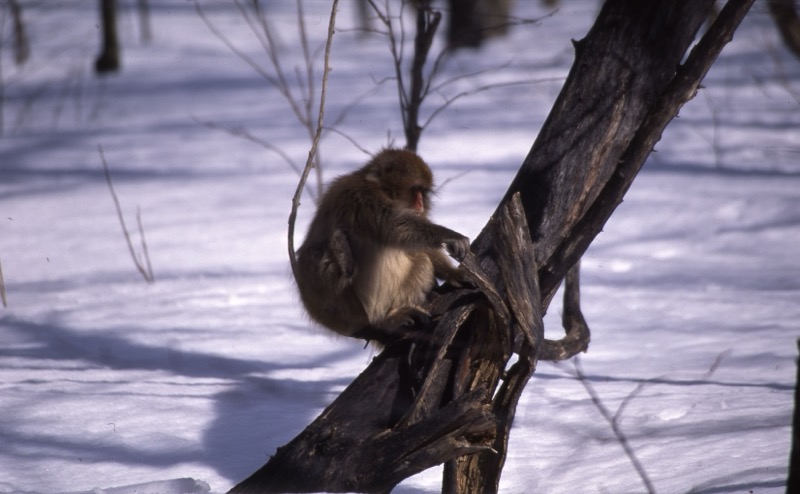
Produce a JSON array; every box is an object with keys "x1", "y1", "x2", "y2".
[
  {"x1": 364, "y1": 150, "x2": 393, "y2": 184},
  {"x1": 365, "y1": 167, "x2": 381, "y2": 184}
]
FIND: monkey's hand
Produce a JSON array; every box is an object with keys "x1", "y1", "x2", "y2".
[
  {"x1": 354, "y1": 308, "x2": 432, "y2": 347},
  {"x1": 444, "y1": 234, "x2": 470, "y2": 262}
]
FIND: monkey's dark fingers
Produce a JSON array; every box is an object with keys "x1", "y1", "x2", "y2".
[
  {"x1": 387, "y1": 306, "x2": 431, "y2": 329},
  {"x1": 444, "y1": 236, "x2": 471, "y2": 262},
  {"x1": 444, "y1": 276, "x2": 477, "y2": 290},
  {"x1": 407, "y1": 308, "x2": 432, "y2": 328},
  {"x1": 352, "y1": 320, "x2": 432, "y2": 348},
  {"x1": 353, "y1": 326, "x2": 396, "y2": 347},
  {"x1": 353, "y1": 307, "x2": 433, "y2": 345}
]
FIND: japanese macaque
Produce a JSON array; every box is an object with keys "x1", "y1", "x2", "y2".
[{"x1": 295, "y1": 148, "x2": 470, "y2": 345}]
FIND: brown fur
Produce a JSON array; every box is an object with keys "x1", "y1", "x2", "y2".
[{"x1": 295, "y1": 148, "x2": 469, "y2": 340}]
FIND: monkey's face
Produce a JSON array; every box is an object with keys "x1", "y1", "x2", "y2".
[
  {"x1": 367, "y1": 149, "x2": 434, "y2": 216},
  {"x1": 391, "y1": 170, "x2": 432, "y2": 216}
]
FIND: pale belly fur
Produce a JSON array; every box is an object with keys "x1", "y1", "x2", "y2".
[{"x1": 354, "y1": 247, "x2": 435, "y2": 323}]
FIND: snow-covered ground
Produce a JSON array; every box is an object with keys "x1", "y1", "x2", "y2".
[{"x1": 0, "y1": 1, "x2": 797, "y2": 493}]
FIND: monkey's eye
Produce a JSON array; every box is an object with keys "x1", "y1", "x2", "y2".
[{"x1": 410, "y1": 186, "x2": 430, "y2": 196}]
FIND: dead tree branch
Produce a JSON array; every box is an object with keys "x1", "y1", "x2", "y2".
[
  {"x1": 99, "y1": 146, "x2": 155, "y2": 283},
  {"x1": 287, "y1": 0, "x2": 339, "y2": 281},
  {"x1": 0, "y1": 258, "x2": 7, "y2": 307},
  {"x1": 231, "y1": 193, "x2": 542, "y2": 494},
  {"x1": 195, "y1": 0, "x2": 327, "y2": 196},
  {"x1": 505, "y1": 0, "x2": 755, "y2": 303},
  {"x1": 230, "y1": 1, "x2": 756, "y2": 492},
  {"x1": 406, "y1": 1, "x2": 441, "y2": 151},
  {"x1": 366, "y1": 0, "x2": 541, "y2": 152}
]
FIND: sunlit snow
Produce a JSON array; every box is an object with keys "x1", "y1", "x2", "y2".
[{"x1": 0, "y1": 1, "x2": 797, "y2": 493}]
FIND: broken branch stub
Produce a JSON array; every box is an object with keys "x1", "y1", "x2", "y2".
[{"x1": 443, "y1": 193, "x2": 545, "y2": 493}]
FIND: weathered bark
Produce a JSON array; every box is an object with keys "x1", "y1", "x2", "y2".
[
  {"x1": 505, "y1": 0, "x2": 717, "y2": 302},
  {"x1": 441, "y1": 205, "x2": 544, "y2": 493},
  {"x1": 231, "y1": 195, "x2": 541, "y2": 493},
  {"x1": 229, "y1": 1, "x2": 755, "y2": 492},
  {"x1": 446, "y1": 2, "x2": 755, "y2": 487},
  {"x1": 533, "y1": 0, "x2": 753, "y2": 313}
]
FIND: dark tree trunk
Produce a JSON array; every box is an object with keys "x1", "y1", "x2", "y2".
[
  {"x1": 228, "y1": 1, "x2": 755, "y2": 492},
  {"x1": 8, "y1": 0, "x2": 29, "y2": 65},
  {"x1": 447, "y1": 0, "x2": 483, "y2": 49},
  {"x1": 232, "y1": 195, "x2": 542, "y2": 494},
  {"x1": 447, "y1": 0, "x2": 514, "y2": 49},
  {"x1": 788, "y1": 339, "x2": 800, "y2": 492},
  {"x1": 503, "y1": 0, "x2": 720, "y2": 301},
  {"x1": 768, "y1": 0, "x2": 800, "y2": 58},
  {"x1": 95, "y1": 0, "x2": 120, "y2": 73}
]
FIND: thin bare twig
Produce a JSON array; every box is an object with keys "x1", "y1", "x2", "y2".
[
  {"x1": 195, "y1": 2, "x2": 276, "y2": 85},
  {"x1": 196, "y1": 0, "x2": 325, "y2": 195},
  {"x1": 424, "y1": 77, "x2": 559, "y2": 132},
  {"x1": 367, "y1": 0, "x2": 441, "y2": 151},
  {"x1": 296, "y1": 0, "x2": 315, "y2": 125},
  {"x1": 367, "y1": 0, "x2": 410, "y2": 127},
  {"x1": 287, "y1": 0, "x2": 339, "y2": 276},
  {"x1": 99, "y1": 146, "x2": 155, "y2": 283},
  {"x1": 322, "y1": 126, "x2": 372, "y2": 156},
  {"x1": 236, "y1": 0, "x2": 309, "y2": 128},
  {"x1": 365, "y1": 0, "x2": 552, "y2": 152},
  {"x1": 701, "y1": 89, "x2": 722, "y2": 168},
  {"x1": 0, "y1": 258, "x2": 7, "y2": 307},
  {"x1": 435, "y1": 169, "x2": 471, "y2": 193},
  {"x1": 136, "y1": 207, "x2": 154, "y2": 282},
  {"x1": 193, "y1": 117, "x2": 307, "y2": 180}
]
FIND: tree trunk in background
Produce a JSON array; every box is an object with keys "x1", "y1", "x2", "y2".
[
  {"x1": 768, "y1": 0, "x2": 800, "y2": 58},
  {"x1": 447, "y1": 0, "x2": 514, "y2": 49},
  {"x1": 447, "y1": 0, "x2": 482, "y2": 48},
  {"x1": 137, "y1": 0, "x2": 153, "y2": 44},
  {"x1": 788, "y1": 340, "x2": 800, "y2": 492},
  {"x1": 95, "y1": 0, "x2": 120, "y2": 73},
  {"x1": 228, "y1": 1, "x2": 755, "y2": 492},
  {"x1": 8, "y1": 0, "x2": 29, "y2": 65}
]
